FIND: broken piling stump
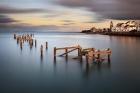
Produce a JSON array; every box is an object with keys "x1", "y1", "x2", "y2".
[
  {"x1": 14, "y1": 34, "x2": 16, "y2": 39},
  {"x1": 54, "y1": 47, "x2": 56, "y2": 61},
  {"x1": 35, "y1": 39, "x2": 37, "y2": 47},
  {"x1": 40, "y1": 45, "x2": 43, "y2": 57},
  {"x1": 46, "y1": 42, "x2": 48, "y2": 49}
]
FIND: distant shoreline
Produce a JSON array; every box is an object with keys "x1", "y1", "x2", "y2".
[{"x1": 81, "y1": 31, "x2": 140, "y2": 37}]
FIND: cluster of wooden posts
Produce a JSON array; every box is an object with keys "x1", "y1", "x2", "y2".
[
  {"x1": 54, "y1": 45, "x2": 111, "y2": 63},
  {"x1": 14, "y1": 33, "x2": 34, "y2": 50},
  {"x1": 14, "y1": 34, "x2": 48, "y2": 58}
]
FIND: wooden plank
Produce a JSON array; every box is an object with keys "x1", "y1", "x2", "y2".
[
  {"x1": 56, "y1": 46, "x2": 78, "y2": 50},
  {"x1": 59, "y1": 48, "x2": 78, "y2": 56},
  {"x1": 93, "y1": 50, "x2": 112, "y2": 55}
]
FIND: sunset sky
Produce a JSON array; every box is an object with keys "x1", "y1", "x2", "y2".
[{"x1": 0, "y1": 0, "x2": 139, "y2": 32}]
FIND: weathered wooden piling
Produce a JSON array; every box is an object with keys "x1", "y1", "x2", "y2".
[
  {"x1": 29, "y1": 39, "x2": 33, "y2": 49},
  {"x1": 65, "y1": 48, "x2": 68, "y2": 59},
  {"x1": 20, "y1": 40, "x2": 23, "y2": 50},
  {"x1": 35, "y1": 39, "x2": 37, "y2": 47},
  {"x1": 92, "y1": 48, "x2": 95, "y2": 60},
  {"x1": 86, "y1": 54, "x2": 89, "y2": 63},
  {"x1": 40, "y1": 45, "x2": 43, "y2": 57},
  {"x1": 46, "y1": 42, "x2": 48, "y2": 49},
  {"x1": 78, "y1": 47, "x2": 81, "y2": 55},
  {"x1": 78, "y1": 47, "x2": 83, "y2": 62},
  {"x1": 17, "y1": 37, "x2": 19, "y2": 44},
  {"x1": 107, "y1": 48, "x2": 111, "y2": 62},
  {"x1": 14, "y1": 34, "x2": 16, "y2": 39},
  {"x1": 97, "y1": 50, "x2": 100, "y2": 59},
  {"x1": 54, "y1": 47, "x2": 56, "y2": 60},
  {"x1": 31, "y1": 39, "x2": 33, "y2": 46}
]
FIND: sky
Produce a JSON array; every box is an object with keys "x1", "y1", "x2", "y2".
[{"x1": 0, "y1": 0, "x2": 140, "y2": 32}]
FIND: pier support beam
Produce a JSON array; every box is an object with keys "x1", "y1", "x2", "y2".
[
  {"x1": 65, "y1": 48, "x2": 68, "y2": 60},
  {"x1": 14, "y1": 34, "x2": 16, "y2": 39},
  {"x1": 20, "y1": 41, "x2": 23, "y2": 50},
  {"x1": 35, "y1": 40, "x2": 37, "y2": 47},
  {"x1": 107, "y1": 48, "x2": 111, "y2": 62},
  {"x1": 86, "y1": 54, "x2": 89, "y2": 64},
  {"x1": 54, "y1": 47, "x2": 56, "y2": 60},
  {"x1": 97, "y1": 50, "x2": 100, "y2": 59},
  {"x1": 46, "y1": 42, "x2": 48, "y2": 49},
  {"x1": 40, "y1": 45, "x2": 43, "y2": 57}
]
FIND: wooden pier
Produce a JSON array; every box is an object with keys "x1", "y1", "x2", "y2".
[
  {"x1": 85, "y1": 48, "x2": 111, "y2": 63},
  {"x1": 54, "y1": 45, "x2": 82, "y2": 58},
  {"x1": 54, "y1": 45, "x2": 111, "y2": 63}
]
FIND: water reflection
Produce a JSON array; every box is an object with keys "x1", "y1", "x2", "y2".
[
  {"x1": 20, "y1": 44, "x2": 23, "y2": 51},
  {"x1": 2, "y1": 33, "x2": 140, "y2": 93},
  {"x1": 40, "y1": 54, "x2": 43, "y2": 62},
  {"x1": 65, "y1": 56, "x2": 68, "y2": 62},
  {"x1": 53, "y1": 56, "x2": 111, "y2": 80},
  {"x1": 40, "y1": 56, "x2": 44, "y2": 73},
  {"x1": 83, "y1": 61, "x2": 111, "y2": 79}
]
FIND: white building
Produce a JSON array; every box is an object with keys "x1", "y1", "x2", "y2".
[{"x1": 111, "y1": 21, "x2": 140, "y2": 32}]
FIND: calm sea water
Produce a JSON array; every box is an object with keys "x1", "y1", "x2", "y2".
[{"x1": 0, "y1": 32, "x2": 140, "y2": 93}]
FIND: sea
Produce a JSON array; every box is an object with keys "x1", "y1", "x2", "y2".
[{"x1": 0, "y1": 30, "x2": 140, "y2": 93}]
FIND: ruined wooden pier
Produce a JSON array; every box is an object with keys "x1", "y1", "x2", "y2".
[{"x1": 54, "y1": 45, "x2": 111, "y2": 63}]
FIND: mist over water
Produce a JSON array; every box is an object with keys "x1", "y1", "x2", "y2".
[{"x1": 0, "y1": 32, "x2": 140, "y2": 93}]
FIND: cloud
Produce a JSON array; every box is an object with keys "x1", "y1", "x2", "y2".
[
  {"x1": 44, "y1": 12, "x2": 62, "y2": 18},
  {"x1": 0, "y1": 22, "x2": 61, "y2": 30},
  {"x1": 0, "y1": 15, "x2": 18, "y2": 24},
  {"x1": 53, "y1": 0, "x2": 140, "y2": 20},
  {"x1": 37, "y1": 25, "x2": 61, "y2": 30},
  {"x1": 62, "y1": 20, "x2": 74, "y2": 22},
  {"x1": 62, "y1": 23, "x2": 75, "y2": 25},
  {"x1": 44, "y1": 14, "x2": 60, "y2": 18},
  {"x1": 0, "y1": 6, "x2": 45, "y2": 14},
  {"x1": 61, "y1": 20, "x2": 75, "y2": 25},
  {"x1": 54, "y1": 0, "x2": 92, "y2": 7}
]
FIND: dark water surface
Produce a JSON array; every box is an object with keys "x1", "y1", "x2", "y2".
[{"x1": 0, "y1": 32, "x2": 140, "y2": 93}]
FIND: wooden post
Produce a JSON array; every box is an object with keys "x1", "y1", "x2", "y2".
[
  {"x1": 92, "y1": 48, "x2": 95, "y2": 61},
  {"x1": 32, "y1": 39, "x2": 33, "y2": 46},
  {"x1": 54, "y1": 47, "x2": 56, "y2": 60},
  {"x1": 35, "y1": 39, "x2": 37, "y2": 47},
  {"x1": 96, "y1": 49, "x2": 101, "y2": 63},
  {"x1": 40, "y1": 45, "x2": 43, "y2": 57},
  {"x1": 77, "y1": 45, "x2": 81, "y2": 56},
  {"x1": 14, "y1": 34, "x2": 16, "y2": 39},
  {"x1": 97, "y1": 50, "x2": 100, "y2": 59},
  {"x1": 107, "y1": 48, "x2": 111, "y2": 62},
  {"x1": 20, "y1": 40, "x2": 23, "y2": 50},
  {"x1": 78, "y1": 45, "x2": 83, "y2": 62},
  {"x1": 86, "y1": 54, "x2": 89, "y2": 64},
  {"x1": 46, "y1": 42, "x2": 48, "y2": 49},
  {"x1": 79, "y1": 48, "x2": 82, "y2": 62},
  {"x1": 29, "y1": 39, "x2": 33, "y2": 49},
  {"x1": 65, "y1": 48, "x2": 68, "y2": 59},
  {"x1": 78, "y1": 48, "x2": 80, "y2": 56},
  {"x1": 17, "y1": 37, "x2": 19, "y2": 44}
]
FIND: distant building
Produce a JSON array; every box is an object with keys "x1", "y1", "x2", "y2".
[
  {"x1": 110, "y1": 21, "x2": 113, "y2": 31},
  {"x1": 112, "y1": 21, "x2": 140, "y2": 32},
  {"x1": 90, "y1": 27, "x2": 96, "y2": 32}
]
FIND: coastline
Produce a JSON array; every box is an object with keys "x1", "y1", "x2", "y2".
[{"x1": 81, "y1": 31, "x2": 140, "y2": 37}]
